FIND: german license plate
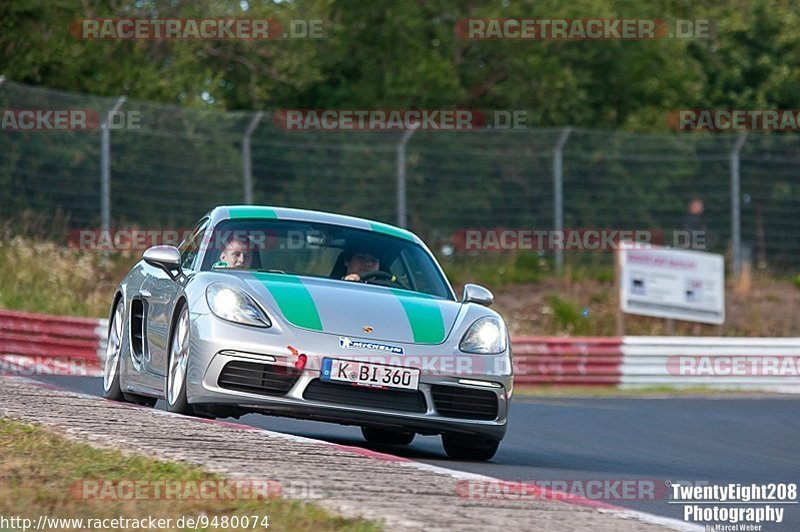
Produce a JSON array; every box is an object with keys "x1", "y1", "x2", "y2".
[{"x1": 321, "y1": 358, "x2": 420, "y2": 390}]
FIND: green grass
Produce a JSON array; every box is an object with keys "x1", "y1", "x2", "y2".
[
  {"x1": 544, "y1": 294, "x2": 592, "y2": 335},
  {"x1": 442, "y1": 251, "x2": 618, "y2": 288},
  {"x1": 568, "y1": 265, "x2": 615, "y2": 284},
  {"x1": 442, "y1": 252, "x2": 548, "y2": 287},
  {"x1": 0, "y1": 419, "x2": 381, "y2": 531},
  {"x1": 0, "y1": 238, "x2": 137, "y2": 317}
]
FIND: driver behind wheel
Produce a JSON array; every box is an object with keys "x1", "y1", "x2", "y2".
[{"x1": 342, "y1": 250, "x2": 380, "y2": 281}]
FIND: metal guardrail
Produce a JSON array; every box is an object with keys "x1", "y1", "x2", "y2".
[
  {"x1": 620, "y1": 336, "x2": 800, "y2": 389},
  {"x1": 0, "y1": 310, "x2": 105, "y2": 376},
  {"x1": 512, "y1": 336, "x2": 800, "y2": 390},
  {"x1": 1, "y1": 310, "x2": 798, "y2": 391},
  {"x1": 512, "y1": 336, "x2": 623, "y2": 385}
]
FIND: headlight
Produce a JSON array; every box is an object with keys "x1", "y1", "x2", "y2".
[
  {"x1": 206, "y1": 284, "x2": 271, "y2": 328},
  {"x1": 459, "y1": 316, "x2": 507, "y2": 354}
]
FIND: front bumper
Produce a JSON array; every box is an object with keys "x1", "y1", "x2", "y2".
[{"x1": 185, "y1": 313, "x2": 512, "y2": 441}]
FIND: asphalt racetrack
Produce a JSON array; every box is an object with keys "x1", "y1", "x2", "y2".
[{"x1": 32, "y1": 376, "x2": 800, "y2": 528}]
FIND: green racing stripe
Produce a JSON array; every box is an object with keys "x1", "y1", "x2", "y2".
[
  {"x1": 227, "y1": 206, "x2": 277, "y2": 219},
  {"x1": 390, "y1": 289, "x2": 446, "y2": 344},
  {"x1": 369, "y1": 222, "x2": 416, "y2": 242},
  {"x1": 252, "y1": 272, "x2": 323, "y2": 331}
]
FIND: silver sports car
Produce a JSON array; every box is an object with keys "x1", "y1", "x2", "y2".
[{"x1": 103, "y1": 206, "x2": 512, "y2": 460}]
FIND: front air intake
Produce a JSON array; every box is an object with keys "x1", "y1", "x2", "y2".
[
  {"x1": 430, "y1": 384, "x2": 499, "y2": 420},
  {"x1": 218, "y1": 360, "x2": 301, "y2": 396},
  {"x1": 303, "y1": 379, "x2": 427, "y2": 413},
  {"x1": 130, "y1": 299, "x2": 145, "y2": 361}
]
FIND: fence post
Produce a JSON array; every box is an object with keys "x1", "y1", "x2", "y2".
[
  {"x1": 396, "y1": 127, "x2": 416, "y2": 228},
  {"x1": 553, "y1": 127, "x2": 572, "y2": 273},
  {"x1": 730, "y1": 132, "x2": 747, "y2": 278},
  {"x1": 242, "y1": 111, "x2": 264, "y2": 205},
  {"x1": 101, "y1": 96, "x2": 126, "y2": 236}
]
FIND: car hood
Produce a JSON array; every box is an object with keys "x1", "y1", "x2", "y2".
[{"x1": 243, "y1": 272, "x2": 461, "y2": 345}]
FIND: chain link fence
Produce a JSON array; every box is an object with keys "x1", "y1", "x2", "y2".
[{"x1": 1, "y1": 79, "x2": 799, "y2": 272}]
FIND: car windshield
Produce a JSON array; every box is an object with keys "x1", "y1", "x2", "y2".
[{"x1": 198, "y1": 219, "x2": 454, "y2": 300}]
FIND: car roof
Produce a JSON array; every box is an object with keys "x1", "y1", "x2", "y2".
[{"x1": 207, "y1": 205, "x2": 422, "y2": 245}]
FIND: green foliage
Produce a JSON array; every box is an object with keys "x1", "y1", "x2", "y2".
[
  {"x1": 443, "y1": 252, "x2": 547, "y2": 288},
  {"x1": 569, "y1": 265, "x2": 615, "y2": 284},
  {"x1": 793, "y1": 274, "x2": 800, "y2": 289},
  {"x1": 1, "y1": 0, "x2": 798, "y2": 128},
  {"x1": 2, "y1": 0, "x2": 800, "y2": 270},
  {"x1": 0, "y1": 0, "x2": 329, "y2": 109},
  {"x1": 545, "y1": 293, "x2": 591, "y2": 335}
]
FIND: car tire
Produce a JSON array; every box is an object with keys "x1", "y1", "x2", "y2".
[
  {"x1": 361, "y1": 427, "x2": 415, "y2": 445},
  {"x1": 102, "y1": 301, "x2": 126, "y2": 401},
  {"x1": 166, "y1": 304, "x2": 195, "y2": 416},
  {"x1": 442, "y1": 433, "x2": 500, "y2": 461}
]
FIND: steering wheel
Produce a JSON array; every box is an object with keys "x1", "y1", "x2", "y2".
[{"x1": 359, "y1": 270, "x2": 402, "y2": 286}]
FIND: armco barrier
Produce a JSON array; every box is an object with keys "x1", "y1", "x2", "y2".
[
  {"x1": 620, "y1": 336, "x2": 800, "y2": 390},
  {"x1": 0, "y1": 309, "x2": 106, "y2": 376},
  {"x1": 1, "y1": 309, "x2": 798, "y2": 391},
  {"x1": 512, "y1": 337, "x2": 623, "y2": 385}
]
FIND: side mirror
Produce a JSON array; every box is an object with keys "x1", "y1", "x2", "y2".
[
  {"x1": 143, "y1": 245, "x2": 182, "y2": 279},
  {"x1": 462, "y1": 283, "x2": 494, "y2": 306}
]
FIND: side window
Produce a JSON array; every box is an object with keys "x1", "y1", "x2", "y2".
[{"x1": 179, "y1": 218, "x2": 209, "y2": 270}]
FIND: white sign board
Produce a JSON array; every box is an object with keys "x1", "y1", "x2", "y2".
[{"x1": 619, "y1": 242, "x2": 725, "y2": 324}]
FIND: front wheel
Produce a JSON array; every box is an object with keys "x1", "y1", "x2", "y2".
[
  {"x1": 361, "y1": 427, "x2": 415, "y2": 445},
  {"x1": 103, "y1": 301, "x2": 158, "y2": 408},
  {"x1": 166, "y1": 305, "x2": 194, "y2": 415},
  {"x1": 102, "y1": 302, "x2": 125, "y2": 401},
  {"x1": 442, "y1": 433, "x2": 500, "y2": 461}
]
